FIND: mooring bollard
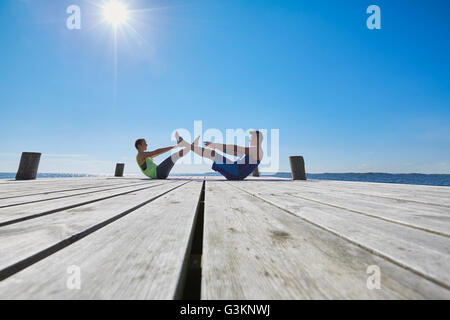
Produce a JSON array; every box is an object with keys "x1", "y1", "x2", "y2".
[
  {"x1": 289, "y1": 156, "x2": 307, "y2": 180},
  {"x1": 252, "y1": 167, "x2": 260, "y2": 177},
  {"x1": 15, "y1": 152, "x2": 41, "y2": 180},
  {"x1": 115, "y1": 163, "x2": 125, "y2": 177}
]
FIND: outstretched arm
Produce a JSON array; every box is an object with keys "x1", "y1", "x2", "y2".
[
  {"x1": 143, "y1": 145, "x2": 177, "y2": 159},
  {"x1": 205, "y1": 142, "x2": 248, "y2": 157},
  {"x1": 205, "y1": 142, "x2": 263, "y2": 161}
]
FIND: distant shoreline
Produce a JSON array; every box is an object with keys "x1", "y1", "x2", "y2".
[{"x1": 1, "y1": 172, "x2": 449, "y2": 187}]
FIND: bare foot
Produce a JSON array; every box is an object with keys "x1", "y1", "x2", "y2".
[
  {"x1": 191, "y1": 136, "x2": 200, "y2": 150},
  {"x1": 175, "y1": 131, "x2": 191, "y2": 148},
  {"x1": 175, "y1": 131, "x2": 183, "y2": 143}
]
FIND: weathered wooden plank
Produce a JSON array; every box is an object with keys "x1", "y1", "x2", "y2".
[
  {"x1": 201, "y1": 182, "x2": 450, "y2": 299},
  {"x1": 0, "y1": 180, "x2": 187, "y2": 274},
  {"x1": 0, "y1": 177, "x2": 88, "y2": 183},
  {"x1": 227, "y1": 182, "x2": 450, "y2": 290},
  {"x1": 0, "y1": 176, "x2": 146, "y2": 188},
  {"x1": 294, "y1": 181, "x2": 450, "y2": 213},
  {"x1": 0, "y1": 177, "x2": 108, "y2": 186},
  {"x1": 0, "y1": 178, "x2": 121, "y2": 196},
  {"x1": 310, "y1": 179, "x2": 450, "y2": 193},
  {"x1": 306, "y1": 180, "x2": 450, "y2": 206},
  {"x1": 0, "y1": 181, "x2": 203, "y2": 299},
  {"x1": 229, "y1": 181, "x2": 450, "y2": 237},
  {"x1": 0, "y1": 181, "x2": 174, "y2": 226},
  {"x1": 0, "y1": 180, "x2": 159, "y2": 208},
  {"x1": 302, "y1": 179, "x2": 450, "y2": 202},
  {"x1": 0, "y1": 179, "x2": 142, "y2": 200},
  {"x1": 0, "y1": 176, "x2": 192, "y2": 198}
]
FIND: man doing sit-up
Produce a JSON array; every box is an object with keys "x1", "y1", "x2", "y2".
[{"x1": 177, "y1": 130, "x2": 263, "y2": 181}]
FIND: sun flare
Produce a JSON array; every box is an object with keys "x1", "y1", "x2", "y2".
[{"x1": 103, "y1": 1, "x2": 129, "y2": 27}]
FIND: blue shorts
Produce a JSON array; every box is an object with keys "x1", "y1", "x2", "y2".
[{"x1": 212, "y1": 154, "x2": 260, "y2": 181}]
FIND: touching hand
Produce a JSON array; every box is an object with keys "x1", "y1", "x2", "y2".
[
  {"x1": 193, "y1": 136, "x2": 201, "y2": 145},
  {"x1": 175, "y1": 131, "x2": 183, "y2": 144}
]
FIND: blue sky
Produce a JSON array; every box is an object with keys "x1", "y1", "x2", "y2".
[{"x1": 0, "y1": 0, "x2": 449, "y2": 174}]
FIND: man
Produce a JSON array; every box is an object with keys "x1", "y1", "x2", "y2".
[
  {"x1": 177, "y1": 130, "x2": 263, "y2": 181},
  {"x1": 135, "y1": 134, "x2": 198, "y2": 179}
]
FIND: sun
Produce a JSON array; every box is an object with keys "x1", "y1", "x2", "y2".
[{"x1": 103, "y1": 0, "x2": 129, "y2": 27}]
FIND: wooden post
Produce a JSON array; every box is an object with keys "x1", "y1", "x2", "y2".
[
  {"x1": 15, "y1": 152, "x2": 41, "y2": 180},
  {"x1": 289, "y1": 156, "x2": 307, "y2": 180},
  {"x1": 252, "y1": 167, "x2": 260, "y2": 177},
  {"x1": 115, "y1": 163, "x2": 125, "y2": 177}
]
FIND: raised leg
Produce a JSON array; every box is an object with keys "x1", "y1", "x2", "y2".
[
  {"x1": 157, "y1": 145, "x2": 192, "y2": 179},
  {"x1": 191, "y1": 145, "x2": 216, "y2": 161}
]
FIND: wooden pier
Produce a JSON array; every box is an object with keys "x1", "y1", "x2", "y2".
[{"x1": 0, "y1": 176, "x2": 449, "y2": 299}]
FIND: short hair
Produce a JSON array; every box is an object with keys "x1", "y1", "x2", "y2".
[
  {"x1": 135, "y1": 139, "x2": 145, "y2": 150},
  {"x1": 250, "y1": 130, "x2": 263, "y2": 143}
]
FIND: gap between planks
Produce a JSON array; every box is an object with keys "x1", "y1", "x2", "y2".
[
  {"x1": 0, "y1": 180, "x2": 155, "y2": 201},
  {"x1": 0, "y1": 181, "x2": 191, "y2": 283},
  {"x1": 0, "y1": 181, "x2": 177, "y2": 228},
  {"x1": 228, "y1": 183, "x2": 450, "y2": 292}
]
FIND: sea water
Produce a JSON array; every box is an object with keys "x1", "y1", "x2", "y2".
[{"x1": 1, "y1": 172, "x2": 449, "y2": 187}]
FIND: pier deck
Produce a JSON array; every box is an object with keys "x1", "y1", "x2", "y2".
[{"x1": 0, "y1": 177, "x2": 449, "y2": 299}]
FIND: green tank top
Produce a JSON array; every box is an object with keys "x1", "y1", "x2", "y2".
[{"x1": 136, "y1": 155, "x2": 158, "y2": 179}]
